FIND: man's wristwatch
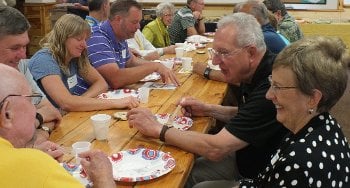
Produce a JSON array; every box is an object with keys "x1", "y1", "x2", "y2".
[
  {"x1": 38, "y1": 125, "x2": 52, "y2": 135},
  {"x1": 203, "y1": 67, "x2": 212, "y2": 79}
]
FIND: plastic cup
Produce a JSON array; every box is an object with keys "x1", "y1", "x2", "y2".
[
  {"x1": 182, "y1": 57, "x2": 192, "y2": 71},
  {"x1": 72, "y1": 141, "x2": 91, "y2": 164},
  {"x1": 160, "y1": 60, "x2": 174, "y2": 69},
  {"x1": 175, "y1": 43, "x2": 185, "y2": 47},
  {"x1": 139, "y1": 87, "x2": 150, "y2": 104},
  {"x1": 90, "y1": 114, "x2": 111, "y2": 141},
  {"x1": 175, "y1": 47, "x2": 184, "y2": 58}
]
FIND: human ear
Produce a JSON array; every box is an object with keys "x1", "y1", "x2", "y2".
[{"x1": 308, "y1": 89, "x2": 322, "y2": 110}]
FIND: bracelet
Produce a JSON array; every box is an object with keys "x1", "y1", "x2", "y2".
[
  {"x1": 203, "y1": 67, "x2": 212, "y2": 79},
  {"x1": 198, "y1": 17, "x2": 204, "y2": 21},
  {"x1": 159, "y1": 125, "x2": 171, "y2": 142},
  {"x1": 36, "y1": 112, "x2": 43, "y2": 128}
]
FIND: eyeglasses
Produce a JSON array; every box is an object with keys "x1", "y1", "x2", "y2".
[
  {"x1": 209, "y1": 48, "x2": 244, "y2": 59},
  {"x1": 0, "y1": 94, "x2": 43, "y2": 109},
  {"x1": 163, "y1": 13, "x2": 173, "y2": 17},
  {"x1": 268, "y1": 75, "x2": 297, "y2": 93}
]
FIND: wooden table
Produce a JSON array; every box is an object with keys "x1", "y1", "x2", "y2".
[{"x1": 49, "y1": 48, "x2": 228, "y2": 188}]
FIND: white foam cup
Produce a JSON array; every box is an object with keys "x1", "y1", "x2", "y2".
[{"x1": 90, "y1": 114, "x2": 111, "y2": 141}]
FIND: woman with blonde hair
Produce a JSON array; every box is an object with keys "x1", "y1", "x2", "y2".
[{"x1": 29, "y1": 14, "x2": 139, "y2": 112}]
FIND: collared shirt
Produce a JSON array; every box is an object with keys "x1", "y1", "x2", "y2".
[
  {"x1": 85, "y1": 15, "x2": 100, "y2": 27},
  {"x1": 225, "y1": 50, "x2": 289, "y2": 178},
  {"x1": 142, "y1": 17, "x2": 171, "y2": 48},
  {"x1": 87, "y1": 20, "x2": 131, "y2": 69},
  {"x1": 168, "y1": 5, "x2": 196, "y2": 44},
  {"x1": 127, "y1": 29, "x2": 159, "y2": 57}
]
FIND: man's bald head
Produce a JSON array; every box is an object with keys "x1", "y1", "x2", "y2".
[{"x1": 0, "y1": 64, "x2": 29, "y2": 100}]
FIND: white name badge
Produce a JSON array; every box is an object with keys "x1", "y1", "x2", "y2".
[
  {"x1": 122, "y1": 49, "x2": 126, "y2": 58},
  {"x1": 67, "y1": 74, "x2": 78, "y2": 89}
]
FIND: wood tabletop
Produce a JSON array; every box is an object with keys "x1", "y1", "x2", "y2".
[{"x1": 49, "y1": 46, "x2": 228, "y2": 188}]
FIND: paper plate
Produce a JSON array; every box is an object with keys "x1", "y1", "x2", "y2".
[
  {"x1": 97, "y1": 89, "x2": 138, "y2": 99},
  {"x1": 140, "y1": 72, "x2": 161, "y2": 82},
  {"x1": 110, "y1": 148, "x2": 176, "y2": 182},
  {"x1": 203, "y1": 32, "x2": 215, "y2": 37},
  {"x1": 155, "y1": 113, "x2": 193, "y2": 131},
  {"x1": 60, "y1": 163, "x2": 91, "y2": 186}
]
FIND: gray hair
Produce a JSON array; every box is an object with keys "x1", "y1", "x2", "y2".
[
  {"x1": 217, "y1": 12, "x2": 266, "y2": 52},
  {"x1": 234, "y1": 0, "x2": 270, "y2": 26},
  {"x1": 273, "y1": 36, "x2": 349, "y2": 112},
  {"x1": 0, "y1": 6, "x2": 30, "y2": 39},
  {"x1": 156, "y1": 2, "x2": 175, "y2": 17}
]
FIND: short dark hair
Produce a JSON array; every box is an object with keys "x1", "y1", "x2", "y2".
[
  {"x1": 0, "y1": 6, "x2": 30, "y2": 39},
  {"x1": 109, "y1": 0, "x2": 142, "y2": 20},
  {"x1": 88, "y1": 0, "x2": 108, "y2": 12},
  {"x1": 263, "y1": 0, "x2": 287, "y2": 16}
]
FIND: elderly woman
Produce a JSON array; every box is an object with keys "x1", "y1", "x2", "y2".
[
  {"x1": 142, "y1": 2, "x2": 175, "y2": 48},
  {"x1": 239, "y1": 36, "x2": 350, "y2": 187},
  {"x1": 29, "y1": 14, "x2": 139, "y2": 112}
]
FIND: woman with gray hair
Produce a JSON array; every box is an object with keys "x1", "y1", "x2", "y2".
[
  {"x1": 142, "y1": 2, "x2": 175, "y2": 48},
  {"x1": 239, "y1": 36, "x2": 350, "y2": 187}
]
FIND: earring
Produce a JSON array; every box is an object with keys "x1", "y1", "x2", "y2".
[{"x1": 308, "y1": 108, "x2": 314, "y2": 114}]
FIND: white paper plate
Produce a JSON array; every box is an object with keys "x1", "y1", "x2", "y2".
[
  {"x1": 60, "y1": 163, "x2": 91, "y2": 186},
  {"x1": 109, "y1": 148, "x2": 176, "y2": 182},
  {"x1": 97, "y1": 89, "x2": 138, "y2": 99},
  {"x1": 140, "y1": 72, "x2": 161, "y2": 82},
  {"x1": 155, "y1": 113, "x2": 193, "y2": 131}
]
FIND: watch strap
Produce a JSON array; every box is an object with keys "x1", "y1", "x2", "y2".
[
  {"x1": 159, "y1": 125, "x2": 171, "y2": 142},
  {"x1": 36, "y1": 112, "x2": 43, "y2": 128},
  {"x1": 203, "y1": 67, "x2": 212, "y2": 79}
]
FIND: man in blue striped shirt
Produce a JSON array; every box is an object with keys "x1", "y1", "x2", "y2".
[{"x1": 87, "y1": 0, "x2": 179, "y2": 89}]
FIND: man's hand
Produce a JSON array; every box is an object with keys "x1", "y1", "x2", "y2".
[
  {"x1": 127, "y1": 107, "x2": 163, "y2": 138},
  {"x1": 34, "y1": 141, "x2": 64, "y2": 162},
  {"x1": 156, "y1": 63, "x2": 180, "y2": 86},
  {"x1": 80, "y1": 150, "x2": 115, "y2": 188}
]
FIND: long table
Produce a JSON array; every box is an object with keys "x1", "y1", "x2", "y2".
[{"x1": 49, "y1": 48, "x2": 228, "y2": 188}]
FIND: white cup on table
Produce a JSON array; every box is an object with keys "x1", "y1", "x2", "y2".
[
  {"x1": 90, "y1": 114, "x2": 111, "y2": 141},
  {"x1": 175, "y1": 47, "x2": 184, "y2": 58},
  {"x1": 138, "y1": 87, "x2": 150, "y2": 104},
  {"x1": 182, "y1": 57, "x2": 192, "y2": 71},
  {"x1": 72, "y1": 141, "x2": 91, "y2": 164}
]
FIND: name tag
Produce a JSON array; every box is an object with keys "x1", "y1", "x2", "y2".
[
  {"x1": 67, "y1": 74, "x2": 78, "y2": 89},
  {"x1": 122, "y1": 49, "x2": 126, "y2": 58}
]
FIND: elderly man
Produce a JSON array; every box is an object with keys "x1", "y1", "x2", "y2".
[
  {"x1": 263, "y1": 0, "x2": 303, "y2": 42},
  {"x1": 87, "y1": 0, "x2": 179, "y2": 89},
  {"x1": 168, "y1": 0, "x2": 206, "y2": 44},
  {"x1": 0, "y1": 64, "x2": 115, "y2": 188},
  {"x1": 128, "y1": 13, "x2": 289, "y2": 188},
  {"x1": 0, "y1": 6, "x2": 61, "y2": 144}
]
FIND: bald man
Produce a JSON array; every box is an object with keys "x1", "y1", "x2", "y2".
[{"x1": 0, "y1": 64, "x2": 115, "y2": 188}]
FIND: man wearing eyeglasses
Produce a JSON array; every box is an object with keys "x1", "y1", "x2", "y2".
[
  {"x1": 128, "y1": 13, "x2": 289, "y2": 188},
  {"x1": 0, "y1": 6, "x2": 62, "y2": 144},
  {"x1": 168, "y1": 0, "x2": 206, "y2": 44},
  {"x1": 0, "y1": 64, "x2": 116, "y2": 188}
]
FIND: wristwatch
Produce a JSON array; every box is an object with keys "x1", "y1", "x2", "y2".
[{"x1": 203, "y1": 67, "x2": 212, "y2": 79}]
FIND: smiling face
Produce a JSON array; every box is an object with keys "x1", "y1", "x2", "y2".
[
  {"x1": 161, "y1": 9, "x2": 173, "y2": 26},
  {"x1": 212, "y1": 26, "x2": 252, "y2": 84},
  {"x1": 266, "y1": 67, "x2": 313, "y2": 133},
  {"x1": 0, "y1": 32, "x2": 29, "y2": 69},
  {"x1": 65, "y1": 32, "x2": 89, "y2": 59}
]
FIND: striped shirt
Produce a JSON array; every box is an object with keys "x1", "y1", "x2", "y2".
[
  {"x1": 168, "y1": 6, "x2": 196, "y2": 44},
  {"x1": 87, "y1": 20, "x2": 131, "y2": 69}
]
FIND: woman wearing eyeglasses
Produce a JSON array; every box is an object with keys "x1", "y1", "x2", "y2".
[
  {"x1": 239, "y1": 36, "x2": 350, "y2": 187},
  {"x1": 28, "y1": 14, "x2": 139, "y2": 112},
  {"x1": 142, "y1": 2, "x2": 176, "y2": 49}
]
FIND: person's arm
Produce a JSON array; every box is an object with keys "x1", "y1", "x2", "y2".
[
  {"x1": 179, "y1": 96, "x2": 238, "y2": 123},
  {"x1": 40, "y1": 75, "x2": 139, "y2": 111},
  {"x1": 127, "y1": 107, "x2": 248, "y2": 161},
  {"x1": 79, "y1": 63, "x2": 108, "y2": 98},
  {"x1": 97, "y1": 57, "x2": 180, "y2": 89},
  {"x1": 192, "y1": 62, "x2": 226, "y2": 82}
]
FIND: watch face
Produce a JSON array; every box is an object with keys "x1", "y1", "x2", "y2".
[{"x1": 42, "y1": 126, "x2": 50, "y2": 132}]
